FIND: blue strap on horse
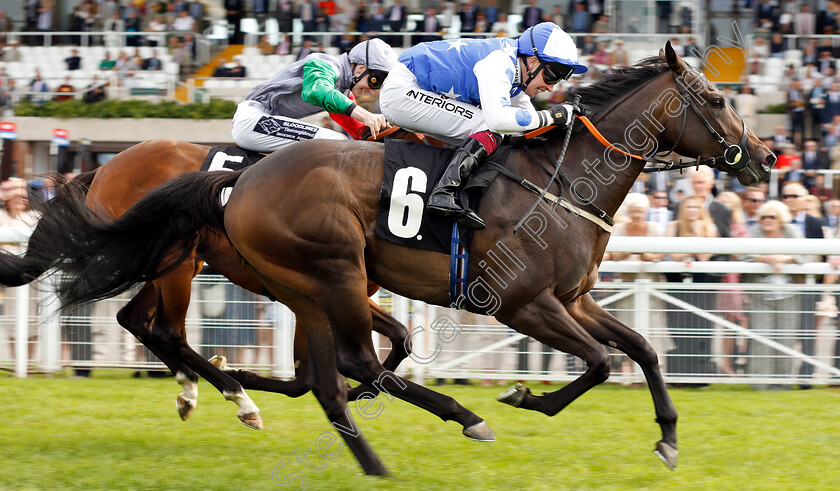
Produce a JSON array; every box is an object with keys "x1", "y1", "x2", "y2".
[{"x1": 449, "y1": 223, "x2": 469, "y2": 309}]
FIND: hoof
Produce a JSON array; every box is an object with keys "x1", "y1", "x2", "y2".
[
  {"x1": 176, "y1": 395, "x2": 195, "y2": 421},
  {"x1": 209, "y1": 354, "x2": 228, "y2": 370},
  {"x1": 462, "y1": 421, "x2": 495, "y2": 442},
  {"x1": 654, "y1": 441, "x2": 678, "y2": 471},
  {"x1": 497, "y1": 383, "x2": 529, "y2": 407},
  {"x1": 238, "y1": 411, "x2": 263, "y2": 430}
]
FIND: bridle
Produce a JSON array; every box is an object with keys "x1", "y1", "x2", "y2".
[{"x1": 656, "y1": 69, "x2": 751, "y2": 171}]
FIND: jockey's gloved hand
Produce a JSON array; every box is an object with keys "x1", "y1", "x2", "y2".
[{"x1": 549, "y1": 104, "x2": 577, "y2": 127}]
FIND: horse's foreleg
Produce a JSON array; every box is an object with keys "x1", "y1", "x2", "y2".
[
  {"x1": 567, "y1": 293, "x2": 678, "y2": 470},
  {"x1": 347, "y1": 297, "x2": 411, "y2": 401},
  {"x1": 496, "y1": 289, "x2": 611, "y2": 416}
]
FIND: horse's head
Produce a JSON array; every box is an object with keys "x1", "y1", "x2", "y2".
[{"x1": 661, "y1": 42, "x2": 775, "y2": 185}]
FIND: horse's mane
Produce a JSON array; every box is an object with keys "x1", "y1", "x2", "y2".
[{"x1": 572, "y1": 56, "x2": 669, "y2": 114}]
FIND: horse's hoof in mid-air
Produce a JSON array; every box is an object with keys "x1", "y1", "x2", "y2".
[
  {"x1": 462, "y1": 421, "x2": 495, "y2": 442},
  {"x1": 238, "y1": 411, "x2": 263, "y2": 430},
  {"x1": 654, "y1": 440, "x2": 678, "y2": 470},
  {"x1": 209, "y1": 354, "x2": 228, "y2": 370},
  {"x1": 496, "y1": 383, "x2": 530, "y2": 407},
  {"x1": 176, "y1": 394, "x2": 195, "y2": 421}
]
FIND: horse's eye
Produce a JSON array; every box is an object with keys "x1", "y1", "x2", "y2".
[{"x1": 711, "y1": 98, "x2": 725, "y2": 109}]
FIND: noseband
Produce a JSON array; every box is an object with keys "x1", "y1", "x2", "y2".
[{"x1": 667, "y1": 70, "x2": 751, "y2": 171}]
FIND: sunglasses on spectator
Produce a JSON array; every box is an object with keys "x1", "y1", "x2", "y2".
[
  {"x1": 782, "y1": 194, "x2": 803, "y2": 199},
  {"x1": 744, "y1": 197, "x2": 764, "y2": 203},
  {"x1": 760, "y1": 215, "x2": 779, "y2": 220}
]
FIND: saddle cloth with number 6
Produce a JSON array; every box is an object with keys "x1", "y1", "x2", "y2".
[{"x1": 376, "y1": 139, "x2": 510, "y2": 253}]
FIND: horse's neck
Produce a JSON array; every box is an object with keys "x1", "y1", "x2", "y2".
[{"x1": 574, "y1": 88, "x2": 670, "y2": 217}]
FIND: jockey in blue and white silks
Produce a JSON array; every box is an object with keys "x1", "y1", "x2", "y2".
[{"x1": 379, "y1": 22, "x2": 588, "y2": 229}]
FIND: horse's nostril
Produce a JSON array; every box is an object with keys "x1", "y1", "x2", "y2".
[{"x1": 764, "y1": 153, "x2": 777, "y2": 168}]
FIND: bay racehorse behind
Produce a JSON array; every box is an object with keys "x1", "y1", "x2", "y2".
[{"x1": 19, "y1": 43, "x2": 774, "y2": 476}]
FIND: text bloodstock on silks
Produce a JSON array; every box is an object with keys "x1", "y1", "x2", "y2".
[{"x1": 406, "y1": 89, "x2": 475, "y2": 119}]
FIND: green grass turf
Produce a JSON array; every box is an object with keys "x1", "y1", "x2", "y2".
[{"x1": 1, "y1": 373, "x2": 839, "y2": 490}]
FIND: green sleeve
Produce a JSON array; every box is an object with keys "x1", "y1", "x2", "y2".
[{"x1": 301, "y1": 59, "x2": 355, "y2": 115}]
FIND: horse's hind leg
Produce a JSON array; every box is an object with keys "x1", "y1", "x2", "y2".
[
  {"x1": 151, "y1": 263, "x2": 264, "y2": 429},
  {"x1": 208, "y1": 295, "x2": 410, "y2": 401},
  {"x1": 264, "y1": 280, "x2": 389, "y2": 476},
  {"x1": 213, "y1": 320, "x2": 312, "y2": 398},
  {"x1": 495, "y1": 289, "x2": 611, "y2": 415},
  {"x1": 116, "y1": 281, "x2": 201, "y2": 420},
  {"x1": 566, "y1": 293, "x2": 678, "y2": 470},
  {"x1": 316, "y1": 279, "x2": 492, "y2": 442}
]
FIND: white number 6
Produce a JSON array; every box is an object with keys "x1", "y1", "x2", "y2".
[{"x1": 388, "y1": 167, "x2": 427, "y2": 239}]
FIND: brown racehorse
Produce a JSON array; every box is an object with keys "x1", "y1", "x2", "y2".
[
  {"x1": 11, "y1": 45, "x2": 775, "y2": 475},
  {"x1": 0, "y1": 132, "x2": 435, "y2": 428}
]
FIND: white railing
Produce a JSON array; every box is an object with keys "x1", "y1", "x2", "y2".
[{"x1": 1, "y1": 228, "x2": 838, "y2": 386}]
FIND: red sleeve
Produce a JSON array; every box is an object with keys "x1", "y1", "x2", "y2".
[
  {"x1": 329, "y1": 112, "x2": 368, "y2": 140},
  {"x1": 328, "y1": 92, "x2": 368, "y2": 140}
]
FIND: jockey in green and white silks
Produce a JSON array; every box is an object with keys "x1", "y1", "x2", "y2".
[
  {"x1": 232, "y1": 39, "x2": 398, "y2": 152},
  {"x1": 379, "y1": 22, "x2": 588, "y2": 229}
]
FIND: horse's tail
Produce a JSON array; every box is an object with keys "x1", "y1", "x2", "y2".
[
  {"x1": 0, "y1": 169, "x2": 100, "y2": 287},
  {"x1": 32, "y1": 170, "x2": 242, "y2": 308}
]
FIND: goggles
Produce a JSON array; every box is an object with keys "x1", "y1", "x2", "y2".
[
  {"x1": 364, "y1": 69, "x2": 389, "y2": 89},
  {"x1": 543, "y1": 61, "x2": 574, "y2": 85},
  {"x1": 352, "y1": 40, "x2": 389, "y2": 90}
]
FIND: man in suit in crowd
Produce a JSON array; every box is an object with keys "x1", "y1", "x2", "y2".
[
  {"x1": 388, "y1": 0, "x2": 408, "y2": 33},
  {"x1": 800, "y1": 140, "x2": 829, "y2": 189},
  {"x1": 754, "y1": 0, "x2": 779, "y2": 30},
  {"x1": 521, "y1": 0, "x2": 543, "y2": 30},
  {"x1": 742, "y1": 186, "x2": 766, "y2": 229},
  {"x1": 413, "y1": 7, "x2": 442, "y2": 44},
  {"x1": 809, "y1": 77, "x2": 828, "y2": 138},
  {"x1": 275, "y1": 0, "x2": 295, "y2": 33},
  {"x1": 224, "y1": 0, "x2": 243, "y2": 44},
  {"x1": 459, "y1": 0, "x2": 479, "y2": 33},
  {"x1": 484, "y1": 0, "x2": 500, "y2": 31},
  {"x1": 818, "y1": 50, "x2": 835, "y2": 76},
  {"x1": 825, "y1": 199, "x2": 840, "y2": 236},
  {"x1": 823, "y1": 82, "x2": 840, "y2": 127},
  {"x1": 143, "y1": 49, "x2": 163, "y2": 70},
  {"x1": 688, "y1": 167, "x2": 731, "y2": 238},
  {"x1": 646, "y1": 190, "x2": 673, "y2": 231},
  {"x1": 782, "y1": 182, "x2": 825, "y2": 386}
]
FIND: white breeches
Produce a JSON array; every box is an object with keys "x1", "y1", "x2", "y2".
[
  {"x1": 379, "y1": 63, "x2": 490, "y2": 141},
  {"x1": 231, "y1": 101, "x2": 348, "y2": 153}
]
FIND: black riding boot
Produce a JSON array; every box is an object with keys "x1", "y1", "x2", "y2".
[{"x1": 426, "y1": 138, "x2": 487, "y2": 229}]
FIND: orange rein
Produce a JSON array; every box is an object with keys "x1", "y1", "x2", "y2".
[
  {"x1": 365, "y1": 125, "x2": 420, "y2": 142},
  {"x1": 524, "y1": 116, "x2": 646, "y2": 162}
]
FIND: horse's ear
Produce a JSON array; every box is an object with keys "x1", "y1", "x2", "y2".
[
  {"x1": 664, "y1": 41, "x2": 685, "y2": 74},
  {"x1": 659, "y1": 48, "x2": 665, "y2": 58}
]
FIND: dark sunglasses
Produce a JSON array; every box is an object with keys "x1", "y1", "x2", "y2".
[
  {"x1": 363, "y1": 69, "x2": 389, "y2": 90},
  {"x1": 782, "y1": 194, "x2": 803, "y2": 199},
  {"x1": 760, "y1": 215, "x2": 778, "y2": 220},
  {"x1": 744, "y1": 197, "x2": 764, "y2": 203},
  {"x1": 543, "y1": 62, "x2": 574, "y2": 85}
]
